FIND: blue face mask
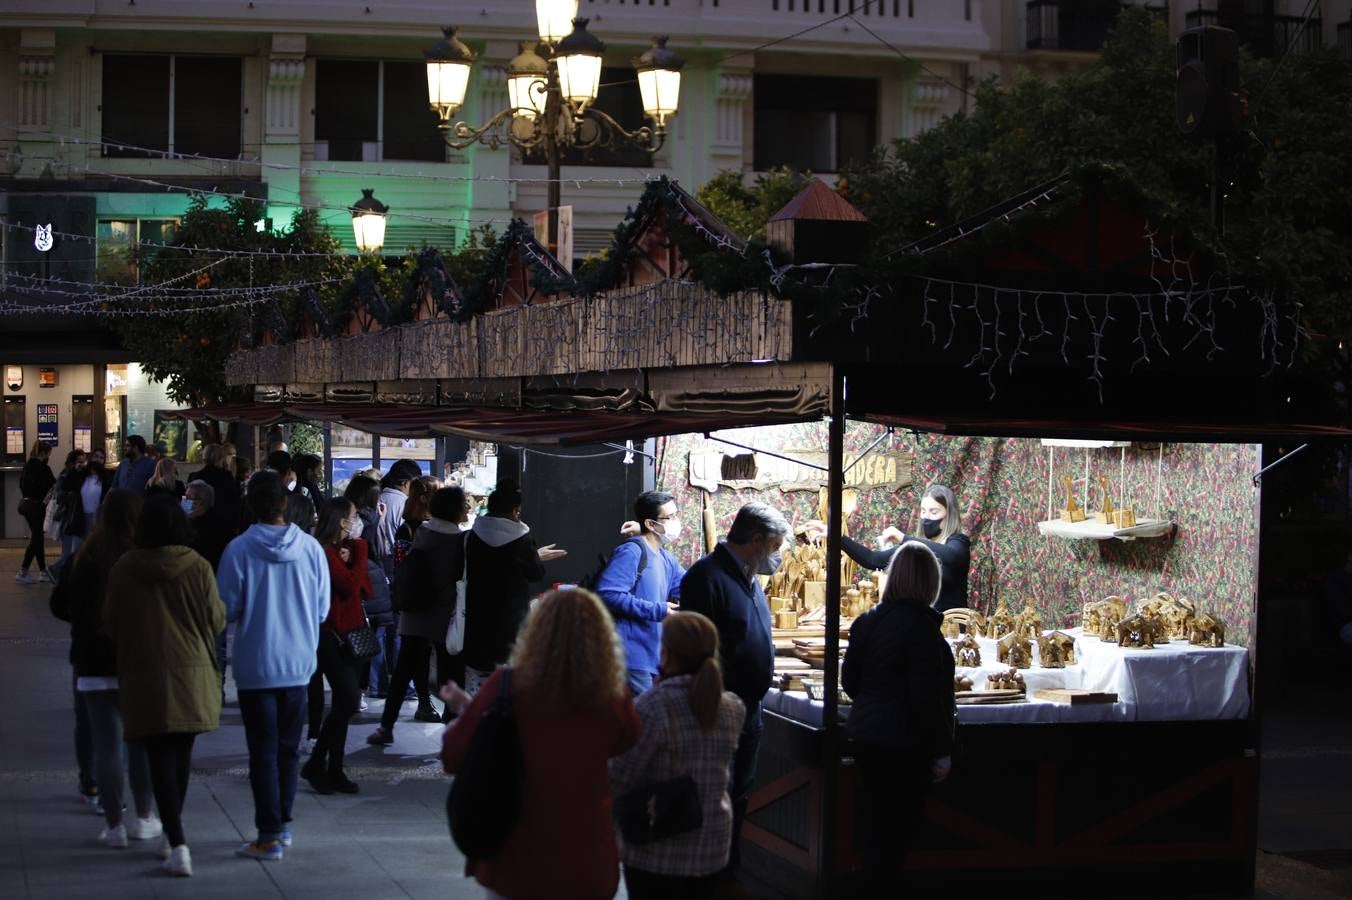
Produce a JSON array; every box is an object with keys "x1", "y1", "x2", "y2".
[{"x1": 180, "y1": 498, "x2": 196, "y2": 516}]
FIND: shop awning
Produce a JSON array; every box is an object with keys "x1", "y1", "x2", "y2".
[
  {"x1": 864, "y1": 413, "x2": 1352, "y2": 443},
  {"x1": 166, "y1": 402, "x2": 813, "y2": 446}
]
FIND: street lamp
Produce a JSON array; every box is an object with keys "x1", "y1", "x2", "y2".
[
  {"x1": 351, "y1": 188, "x2": 388, "y2": 253},
  {"x1": 422, "y1": 18, "x2": 683, "y2": 253}
]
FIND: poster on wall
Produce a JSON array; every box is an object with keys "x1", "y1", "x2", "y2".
[
  {"x1": 36, "y1": 404, "x2": 58, "y2": 446},
  {"x1": 153, "y1": 411, "x2": 188, "y2": 461},
  {"x1": 5, "y1": 427, "x2": 23, "y2": 456},
  {"x1": 74, "y1": 426, "x2": 92, "y2": 453},
  {"x1": 687, "y1": 448, "x2": 914, "y2": 494}
]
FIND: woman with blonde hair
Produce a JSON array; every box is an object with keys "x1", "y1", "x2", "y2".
[
  {"x1": 841, "y1": 540, "x2": 955, "y2": 897},
  {"x1": 144, "y1": 457, "x2": 185, "y2": 501},
  {"x1": 441, "y1": 588, "x2": 639, "y2": 900},
  {"x1": 608, "y1": 611, "x2": 746, "y2": 899}
]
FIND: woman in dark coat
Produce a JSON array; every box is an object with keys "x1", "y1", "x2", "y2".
[
  {"x1": 17, "y1": 440, "x2": 57, "y2": 583},
  {"x1": 61, "y1": 448, "x2": 113, "y2": 559},
  {"x1": 841, "y1": 540, "x2": 955, "y2": 898}
]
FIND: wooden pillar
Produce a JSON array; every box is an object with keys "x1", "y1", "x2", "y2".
[{"x1": 819, "y1": 364, "x2": 846, "y2": 887}]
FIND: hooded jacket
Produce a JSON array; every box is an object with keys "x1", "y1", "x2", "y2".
[
  {"x1": 397, "y1": 517, "x2": 465, "y2": 640},
  {"x1": 216, "y1": 523, "x2": 331, "y2": 690},
  {"x1": 104, "y1": 545, "x2": 225, "y2": 740},
  {"x1": 463, "y1": 515, "x2": 544, "y2": 671}
]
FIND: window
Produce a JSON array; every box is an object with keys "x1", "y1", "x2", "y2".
[
  {"x1": 102, "y1": 55, "x2": 242, "y2": 158},
  {"x1": 754, "y1": 74, "x2": 878, "y2": 173},
  {"x1": 96, "y1": 219, "x2": 178, "y2": 285},
  {"x1": 523, "y1": 67, "x2": 651, "y2": 168},
  {"x1": 315, "y1": 60, "x2": 446, "y2": 162}
]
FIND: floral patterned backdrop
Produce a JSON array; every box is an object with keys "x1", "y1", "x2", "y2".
[{"x1": 658, "y1": 424, "x2": 1259, "y2": 646}]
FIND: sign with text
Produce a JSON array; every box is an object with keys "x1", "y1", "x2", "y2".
[
  {"x1": 688, "y1": 448, "x2": 914, "y2": 493},
  {"x1": 37, "y1": 404, "x2": 58, "y2": 446}
]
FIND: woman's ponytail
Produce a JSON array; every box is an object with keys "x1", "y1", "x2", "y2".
[{"x1": 689, "y1": 655, "x2": 724, "y2": 732}]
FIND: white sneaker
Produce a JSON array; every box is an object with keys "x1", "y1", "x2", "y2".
[
  {"x1": 37, "y1": 569, "x2": 53, "y2": 583},
  {"x1": 163, "y1": 844, "x2": 192, "y2": 876},
  {"x1": 14, "y1": 570, "x2": 35, "y2": 585},
  {"x1": 99, "y1": 823, "x2": 129, "y2": 848},
  {"x1": 301, "y1": 737, "x2": 317, "y2": 755},
  {"x1": 358, "y1": 694, "x2": 369, "y2": 711},
  {"x1": 127, "y1": 814, "x2": 162, "y2": 841}
]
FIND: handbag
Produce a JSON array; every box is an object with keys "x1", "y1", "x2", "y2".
[
  {"x1": 614, "y1": 706, "x2": 704, "y2": 845},
  {"x1": 446, "y1": 667, "x2": 524, "y2": 859},
  {"x1": 42, "y1": 488, "x2": 62, "y2": 541},
  {"x1": 336, "y1": 621, "x2": 380, "y2": 663},
  {"x1": 445, "y1": 534, "x2": 468, "y2": 655}
]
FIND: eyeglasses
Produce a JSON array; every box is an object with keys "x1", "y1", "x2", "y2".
[{"x1": 653, "y1": 514, "x2": 679, "y2": 521}]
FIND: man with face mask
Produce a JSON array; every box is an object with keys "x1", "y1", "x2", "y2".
[
  {"x1": 679, "y1": 501, "x2": 790, "y2": 880},
  {"x1": 595, "y1": 491, "x2": 687, "y2": 696}
]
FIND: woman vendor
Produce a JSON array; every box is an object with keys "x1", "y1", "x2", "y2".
[{"x1": 809, "y1": 484, "x2": 971, "y2": 612}]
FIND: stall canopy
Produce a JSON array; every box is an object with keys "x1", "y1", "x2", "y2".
[{"x1": 167, "y1": 402, "x2": 814, "y2": 446}]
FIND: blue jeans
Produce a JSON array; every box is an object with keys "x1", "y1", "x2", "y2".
[
  {"x1": 238, "y1": 686, "x2": 307, "y2": 838},
  {"x1": 626, "y1": 668, "x2": 655, "y2": 696}
]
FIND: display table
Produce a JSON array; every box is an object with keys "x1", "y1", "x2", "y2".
[{"x1": 768, "y1": 629, "x2": 1249, "y2": 726}]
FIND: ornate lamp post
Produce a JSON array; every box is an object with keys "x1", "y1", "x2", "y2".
[
  {"x1": 350, "y1": 188, "x2": 389, "y2": 254},
  {"x1": 422, "y1": 3, "x2": 683, "y2": 254}
]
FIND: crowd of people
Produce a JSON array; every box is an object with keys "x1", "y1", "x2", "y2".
[{"x1": 27, "y1": 431, "x2": 961, "y2": 898}]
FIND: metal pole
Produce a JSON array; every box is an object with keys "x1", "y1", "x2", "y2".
[
  {"x1": 544, "y1": 64, "x2": 562, "y2": 253},
  {"x1": 819, "y1": 365, "x2": 846, "y2": 887}
]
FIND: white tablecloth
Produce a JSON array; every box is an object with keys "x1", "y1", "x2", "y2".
[
  {"x1": 766, "y1": 628, "x2": 1249, "y2": 727},
  {"x1": 1070, "y1": 628, "x2": 1250, "y2": 721}
]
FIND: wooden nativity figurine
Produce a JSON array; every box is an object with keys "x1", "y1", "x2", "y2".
[
  {"x1": 1015, "y1": 601, "x2": 1044, "y2": 640},
  {"x1": 941, "y1": 608, "x2": 987, "y2": 640},
  {"x1": 1116, "y1": 613, "x2": 1157, "y2": 648},
  {"x1": 1037, "y1": 631, "x2": 1076, "y2": 668},
  {"x1": 987, "y1": 669, "x2": 1026, "y2": 691},
  {"x1": 986, "y1": 602, "x2": 1017, "y2": 640},
  {"x1": 953, "y1": 634, "x2": 982, "y2": 668},
  {"x1": 1188, "y1": 612, "x2": 1226, "y2": 648},
  {"x1": 1084, "y1": 596, "x2": 1127, "y2": 641},
  {"x1": 997, "y1": 632, "x2": 1034, "y2": 669},
  {"x1": 954, "y1": 674, "x2": 975, "y2": 693}
]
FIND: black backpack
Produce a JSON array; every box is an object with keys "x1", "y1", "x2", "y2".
[{"x1": 579, "y1": 536, "x2": 649, "y2": 594}]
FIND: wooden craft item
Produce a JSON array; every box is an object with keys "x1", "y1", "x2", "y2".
[
  {"x1": 1116, "y1": 612, "x2": 1156, "y2": 648},
  {"x1": 1188, "y1": 612, "x2": 1226, "y2": 647},
  {"x1": 1015, "y1": 602, "x2": 1043, "y2": 640},
  {"x1": 955, "y1": 690, "x2": 1026, "y2": 705},
  {"x1": 986, "y1": 602, "x2": 1016, "y2": 640},
  {"x1": 1060, "y1": 476, "x2": 1086, "y2": 522},
  {"x1": 953, "y1": 634, "x2": 982, "y2": 668},
  {"x1": 1037, "y1": 630, "x2": 1076, "y2": 668},
  {"x1": 1035, "y1": 689, "x2": 1119, "y2": 705},
  {"x1": 997, "y1": 633, "x2": 1034, "y2": 669},
  {"x1": 1145, "y1": 592, "x2": 1196, "y2": 639},
  {"x1": 986, "y1": 669, "x2": 1026, "y2": 691},
  {"x1": 1094, "y1": 475, "x2": 1116, "y2": 524},
  {"x1": 843, "y1": 587, "x2": 862, "y2": 618},
  {"x1": 954, "y1": 674, "x2": 974, "y2": 693},
  {"x1": 774, "y1": 609, "x2": 799, "y2": 629},
  {"x1": 1111, "y1": 508, "x2": 1137, "y2": 528},
  {"x1": 803, "y1": 580, "x2": 826, "y2": 611},
  {"x1": 1083, "y1": 596, "x2": 1127, "y2": 637},
  {"x1": 941, "y1": 608, "x2": 987, "y2": 640}
]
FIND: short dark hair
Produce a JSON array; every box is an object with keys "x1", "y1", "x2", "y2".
[
  {"x1": 294, "y1": 453, "x2": 322, "y2": 479},
  {"x1": 380, "y1": 459, "x2": 421, "y2": 490},
  {"x1": 266, "y1": 449, "x2": 293, "y2": 476},
  {"x1": 135, "y1": 494, "x2": 194, "y2": 549},
  {"x1": 429, "y1": 486, "x2": 468, "y2": 521},
  {"x1": 343, "y1": 474, "x2": 380, "y2": 509},
  {"x1": 64, "y1": 449, "x2": 85, "y2": 468},
  {"x1": 634, "y1": 491, "x2": 675, "y2": 532},
  {"x1": 126, "y1": 434, "x2": 147, "y2": 454},
  {"x1": 487, "y1": 479, "x2": 522, "y2": 516},
  {"x1": 247, "y1": 469, "x2": 288, "y2": 522},
  {"x1": 314, "y1": 497, "x2": 354, "y2": 546}
]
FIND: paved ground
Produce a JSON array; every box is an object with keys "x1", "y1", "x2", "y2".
[{"x1": 1, "y1": 544, "x2": 1350, "y2": 899}]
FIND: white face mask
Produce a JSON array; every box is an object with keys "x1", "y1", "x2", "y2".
[
  {"x1": 345, "y1": 520, "x2": 364, "y2": 541},
  {"x1": 287, "y1": 478, "x2": 298, "y2": 492},
  {"x1": 650, "y1": 517, "x2": 682, "y2": 543}
]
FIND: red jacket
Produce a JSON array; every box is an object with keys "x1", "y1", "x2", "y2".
[
  {"x1": 322, "y1": 539, "x2": 370, "y2": 634},
  {"x1": 442, "y1": 667, "x2": 640, "y2": 900}
]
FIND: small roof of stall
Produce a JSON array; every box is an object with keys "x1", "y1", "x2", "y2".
[{"x1": 864, "y1": 412, "x2": 1352, "y2": 444}]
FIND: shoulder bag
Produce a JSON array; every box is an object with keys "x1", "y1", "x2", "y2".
[
  {"x1": 613, "y1": 701, "x2": 703, "y2": 845},
  {"x1": 445, "y1": 532, "x2": 468, "y2": 655},
  {"x1": 335, "y1": 617, "x2": 380, "y2": 663},
  {"x1": 446, "y1": 666, "x2": 524, "y2": 859}
]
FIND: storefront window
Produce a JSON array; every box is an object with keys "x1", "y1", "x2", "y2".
[
  {"x1": 379, "y1": 436, "x2": 435, "y2": 475},
  {"x1": 96, "y1": 219, "x2": 178, "y2": 285},
  {"x1": 333, "y1": 427, "x2": 375, "y2": 497}
]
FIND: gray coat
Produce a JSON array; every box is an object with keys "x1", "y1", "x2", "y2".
[{"x1": 396, "y1": 518, "x2": 464, "y2": 640}]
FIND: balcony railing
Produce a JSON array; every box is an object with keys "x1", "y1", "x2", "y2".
[
  {"x1": 1184, "y1": 9, "x2": 1324, "y2": 57},
  {"x1": 1027, "y1": 1, "x2": 1167, "y2": 52}
]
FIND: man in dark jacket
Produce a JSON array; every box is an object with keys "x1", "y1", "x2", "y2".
[
  {"x1": 461, "y1": 479, "x2": 564, "y2": 693},
  {"x1": 195, "y1": 443, "x2": 242, "y2": 532},
  {"x1": 679, "y1": 501, "x2": 790, "y2": 874},
  {"x1": 185, "y1": 479, "x2": 237, "y2": 694}
]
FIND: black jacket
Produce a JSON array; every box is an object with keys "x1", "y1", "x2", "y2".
[
  {"x1": 679, "y1": 543, "x2": 775, "y2": 708},
  {"x1": 190, "y1": 507, "x2": 237, "y2": 573},
  {"x1": 842, "y1": 533, "x2": 971, "y2": 612},
  {"x1": 59, "y1": 468, "x2": 112, "y2": 538},
  {"x1": 194, "y1": 463, "x2": 242, "y2": 532},
  {"x1": 49, "y1": 540, "x2": 127, "y2": 678},
  {"x1": 462, "y1": 520, "x2": 545, "y2": 671},
  {"x1": 842, "y1": 598, "x2": 955, "y2": 757},
  {"x1": 20, "y1": 458, "x2": 56, "y2": 503}
]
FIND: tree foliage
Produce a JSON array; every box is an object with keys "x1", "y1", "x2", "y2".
[{"x1": 696, "y1": 167, "x2": 808, "y2": 241}]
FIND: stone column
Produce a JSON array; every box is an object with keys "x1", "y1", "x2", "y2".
[{"x1": 262, "y1": 35, "x2": 306, "y2": 226}]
